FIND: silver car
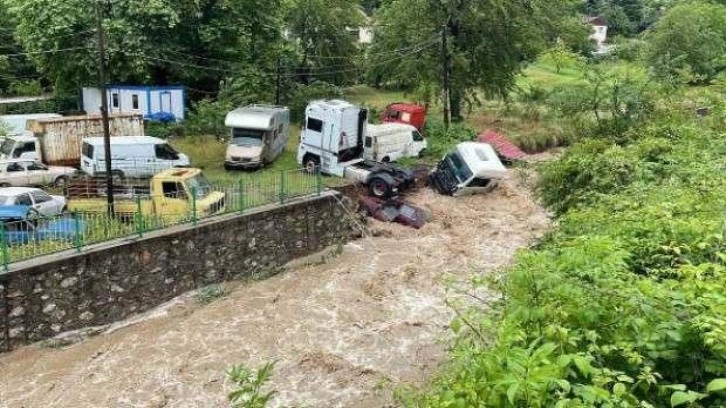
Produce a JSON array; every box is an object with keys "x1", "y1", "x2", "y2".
[
  {"x1": 0, "y1": 159, "x2": 76, "y2": 188},
  {"x1": 0, "y1": 187, "x2": 66, "y2": 216}
]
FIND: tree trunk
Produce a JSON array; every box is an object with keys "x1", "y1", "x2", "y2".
[{"x1": 450, "y1": 87, "x2": 463, "y2": 122}]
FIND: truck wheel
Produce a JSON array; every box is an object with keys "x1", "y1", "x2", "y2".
[
  {"x1": 368, "y1": 176, "x2": 393, "y2": 198},
  {"x1": 303, "y1": 154, "x2": 320, "y2": 174},
  {"x1": 112, "y1": 170, "x2": 125, "y2": 180},
  {"x1": 381, "y1": 156, "x2": 390, "y2": 163}
]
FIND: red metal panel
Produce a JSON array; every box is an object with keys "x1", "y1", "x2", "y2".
[{"x1": 477, "y1": 130, "x2": 528, "y2": 160}]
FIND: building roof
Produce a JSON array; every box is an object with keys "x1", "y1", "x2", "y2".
[
  {"x1": 585, "y1": 16, "x2": 607, "y2": 26},
  {"x1": 387, "y1": 103, "x2": 426, "y2": 114}
]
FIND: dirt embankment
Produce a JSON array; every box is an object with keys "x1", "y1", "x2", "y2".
[{"x1": 0, "y1": 170, "x2": 550, "y2": 408}]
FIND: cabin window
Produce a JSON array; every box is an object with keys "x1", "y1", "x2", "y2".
[
  {"x1": 162, "y1": 182, "x2": 187, "y2": 199},
  {"x1": 306, "y1": 118, "x2": 323, "y2": 132},
  {"x1": 412, "y1": 130, "x2": 424, "y2": 141},
  {"x1": 132, "y1": 94, "x2": 139, "y2": 110},
  {"x1": 26, "y1": 162, "x2": 47, "y2": 171},
  {"x1": 364, "y1": 137, "x2": 373, "y2": 148},
  {"x1": 468, "y1": 178, "x2": 492, "y2": 188},
  {"x1": 155, "y1": 143, "x2": 180, "y2": 161},
  {"x1": 111, "y1": 93, "x2": 119, "y2": 108},
  {"x1": 14, "y1": 142, "x2": 35, "y2": 158},
  {"x1": 6, "y1": 163, "x2": 23, "y2": 172},
  {"x1": 278, "y1": 123, "x2": 284, "y2": 136},
  {"x1": 31, "y1": 191, "x2": 52, "y2": 204},
  {"x1": 16, "y1": 194, "x2": 32, "y2": 206},
  {"x1": 82, "y1": 142, "x2": 94, "y2": 159}
]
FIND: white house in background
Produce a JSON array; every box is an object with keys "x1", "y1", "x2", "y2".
[
  {"x1": 358, "y1": 26, "x2": 374, "y2": 44},
  {"x1": 586, "y1": 16, "x2": 608, "y2": 47},
  {"x1": 346, "y1": 9, "x2": 374, "y2": 44},
  {"x1": 82, "y1": 85, "x2": 185, "y2": 122}
]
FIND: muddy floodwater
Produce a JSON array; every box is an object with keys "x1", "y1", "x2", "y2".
[{"x1": 0, "y1": 172, "x2": 550, "y2": 408}]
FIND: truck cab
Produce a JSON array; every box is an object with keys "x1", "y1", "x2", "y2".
[
  {"x1": 429, "y1": 142, "x2": 507, "y2": 196},
  {"x1": 381, "y1": 103, "x2": 427, "y2": 132},
  {"x1": 297, "y1": 99, "x2": 368, "y2": 176},
  {"x1": 0, "y1": 135, "x2": 40, "y2": 161},
  {"x1": 68, "y1": 168, "x2": 225, "y2": 221},
  {"x1": 224, "y1": 105, "x2": 290, "y2": 170}
]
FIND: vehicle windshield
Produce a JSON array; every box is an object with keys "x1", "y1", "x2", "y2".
[
  {"x1": 444, "y1": 151, "x2": 473, "y2": 183},
  {"x1": 186, "y1": 174, "x2": 213, "y2": 198},
  {"x1": 0, "y1": 139, "x2": 15, "y2": 155},
  {"x1": 231, "y1": 128, "x2": 265, "y2": 147}
]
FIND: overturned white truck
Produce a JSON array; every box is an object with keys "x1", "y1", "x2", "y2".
[
  {"x1": 429, "y1": 142, "x2": 507, "y2": 196},
  {"x1": 297, "y1": 99, "x2": 415, "y2": 198}
]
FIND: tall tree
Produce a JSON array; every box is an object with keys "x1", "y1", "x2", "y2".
[
  {"x1": 368, "y1": 0, "x2": 586, "y2": 120},
  {"x1": 4, "y1": 0, "x2": 289, "y2": 96},
  {"x1": 645, "y1": 0, "x2": 726, "y2": 84},
  {"x1": 286, "y1": 0, "x2": 363, "y2": 85}
]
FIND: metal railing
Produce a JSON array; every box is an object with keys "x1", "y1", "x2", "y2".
[{"x1": 0, "y1": 168, "x2": 323, "y2": 270}]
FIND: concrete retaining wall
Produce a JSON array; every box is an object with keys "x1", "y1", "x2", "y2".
[{"x1": 0, "y1": 192, "x2": 355, "y2": 352}]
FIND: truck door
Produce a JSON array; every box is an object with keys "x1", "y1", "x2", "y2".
[{"x1": 157, "y1": 181, "x2": 188, "y2": 221}]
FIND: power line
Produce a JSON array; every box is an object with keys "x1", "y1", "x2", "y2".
[{"x1": 0, "y1": 46, "x2": 93, "y2": 58}]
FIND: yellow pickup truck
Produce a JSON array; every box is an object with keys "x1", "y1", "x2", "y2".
[{"x1": 67, "y1": 168, "x2": 225, "y2": 221}]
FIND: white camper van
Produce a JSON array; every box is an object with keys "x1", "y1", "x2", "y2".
[
  {"x1": 224, "y1": 105, "x2": 290, "y2": 170},
  {"x1": 80, "y1": 136, "x2": 190, "y2": 178},
  {"x1": 363, "y1": 123, "x2": 427, "y2": 162}
]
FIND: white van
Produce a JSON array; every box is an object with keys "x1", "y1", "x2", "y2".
[
  {"x1": 80, "y1": 136, "x2": 190, "y2": 178},
  {"x1": 363, "y1": 123, "x2": 426, "y2": 163}
]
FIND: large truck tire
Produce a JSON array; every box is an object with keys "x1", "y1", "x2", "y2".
[{"x1": 367, "y1": 173, "x2": 396, "y2": 198}]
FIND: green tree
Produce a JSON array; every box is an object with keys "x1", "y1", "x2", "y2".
[
  {"x1": 645, "y1": 1, "x2": 726, "y2": 85},
  {"x1": 368, "y1": 0, "x2": 586, "y2": 121},
  {"x1": 286, "y1": 0, "x2": 363, "y2": 85},
  {"x1": 4, "y1": 0, "x2": 289, "y2": 96}
]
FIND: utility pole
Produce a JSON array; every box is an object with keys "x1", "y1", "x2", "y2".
[
  {"x1": 275, "y1": 57, "x2": 281, "y2": 105},
  {"x1": 95, "y1": 1, "x2": 114, "y2": 216},
  {"x1": 441, "y1": 22, "x2": 451, "y2": 129}
]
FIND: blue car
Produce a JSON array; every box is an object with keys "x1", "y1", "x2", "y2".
[{"x1": 0, "y1": 205, "x2": 86, "y2": 246}]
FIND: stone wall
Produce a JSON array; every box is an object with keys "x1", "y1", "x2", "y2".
[{"x1": 0, "y1": 192, "x2": 356, "y2": 352}]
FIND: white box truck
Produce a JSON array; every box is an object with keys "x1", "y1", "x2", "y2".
[
  {"x1": 224, "y1": 105, "x2": 290, "y2": 170},
  {"x1": 428, "y1": 142, "x2": 507, "y2": 196},
  {"x1": 297, "y1": 100, "x2": 415, "y2": 198},
  {"x1": 363, "y1": 123, "x2": 427, "y2": 162}
]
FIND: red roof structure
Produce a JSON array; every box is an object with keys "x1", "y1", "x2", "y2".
[{"x1": 477, "y1": 130, "x2": 528, "y2": 161}]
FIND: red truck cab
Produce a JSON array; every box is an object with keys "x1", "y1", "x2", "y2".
[{"x1": 381, "y1": 103, "x2": 427, "y2": 132}]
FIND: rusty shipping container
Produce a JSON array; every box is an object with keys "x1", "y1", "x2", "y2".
[{"x1": 26, "y1": 113, "x2": 144, "y2": 167}]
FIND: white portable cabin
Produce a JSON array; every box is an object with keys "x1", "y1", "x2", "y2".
[
  {"x1": 223, "y1": 105, "x2": 290, "y2": 169},
  {"x1": 82, "y1": 85, "x2": 185, "y2": 121},
  {"x1": 457, "y1": 142, "x2": 507, "y2": 180},
  {"x1": 363, "y1": 123, "x2": 426, "y2": 162},
  {"x1": 297, "y1": 99, "x2": 368, "y2": 176}
]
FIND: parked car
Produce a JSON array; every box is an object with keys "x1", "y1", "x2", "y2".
[
  {"x1": 0, "y1": 187, "x2": 66, "y2": 217},
  {"x1": 0, "y1": 205, "x2": 85, "y2": 246},
  {"x1": 359, "y1": 196, "x2": 427, "y2": 229},
  {"x1": 0, "y1": 159, "x2": 76, "y2": 188}
]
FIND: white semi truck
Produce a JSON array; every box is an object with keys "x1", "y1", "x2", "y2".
[{"x1": 297, "y1": 99, "x2": 415, "y2": 198}]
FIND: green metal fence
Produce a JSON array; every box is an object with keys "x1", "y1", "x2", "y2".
[{"x1": 0, "y1": 168, "x2": 323, "y2": 271}]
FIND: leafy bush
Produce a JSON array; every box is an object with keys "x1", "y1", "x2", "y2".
[
  {"x1": 424, "y1": 118, "x2": 477, "y2": 158},
  {"x1": 184, "y1": 98, "x2": 234, "y2": 138},
  {"x1": 145, "y1": 121, "x2": 185, "y2": 139},
  {"x1": 288, "y1": 81, "x2": 343, "y2": 122}
]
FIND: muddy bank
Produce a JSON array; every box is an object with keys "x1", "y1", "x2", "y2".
[{"x1": 0, "y1": 171, "x2": 549, "y2": 408}]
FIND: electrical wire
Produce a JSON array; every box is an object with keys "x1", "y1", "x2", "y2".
[{"x1": 0, "y1": 46, "x2": 93, "y2": 58}]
